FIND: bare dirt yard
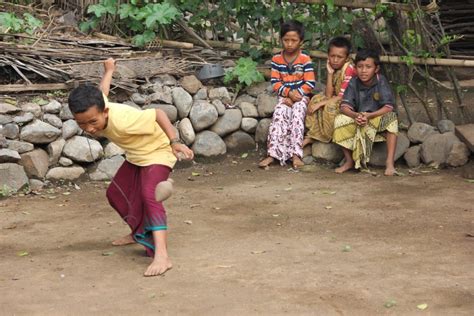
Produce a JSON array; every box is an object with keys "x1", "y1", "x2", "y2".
[{"x1": 1, "y1": 157, "x2": 473, "y2": 315}]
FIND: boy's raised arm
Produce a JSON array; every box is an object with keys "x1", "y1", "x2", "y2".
[{"x1": 99, "y1": 58, "x2": 116, "y2": 97}]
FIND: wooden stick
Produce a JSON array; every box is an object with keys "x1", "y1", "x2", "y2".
[
  {"x1": 287, "y1": 0, "x2": 414, "y2": 11},
  {"x1": 0, "y1": 83, "x2": 71, "y2": 93},
  {"x1": 177, "y1": 18, "x2": 213, "y2": 50}
]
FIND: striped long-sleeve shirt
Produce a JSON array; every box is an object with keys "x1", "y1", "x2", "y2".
[{"x1": 270, "y1": 51, "x2": 316, "y2": 97}]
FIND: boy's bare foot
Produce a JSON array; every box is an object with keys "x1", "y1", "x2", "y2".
[
  {"x1": 258, "y1": 156, "x2": 274, "y2": 168},
  {"x1": 144, "y1": 256, "x2": 173, "y2": 277},
  {"x1": 384, "y1": 166, "x2": 396, "y2": 176},
  {"x1": 335, "y1": 161, "x2": 354, "y2": 174},
  {"x1": 302, "y1": 138, "x2": 314, "y2": 148},
  {"x1": 112, "y1": 234, "x2": 135, "y2": 246},
  {"x1": 292, "y1": 155, "x2": 304, "y2": 169}
]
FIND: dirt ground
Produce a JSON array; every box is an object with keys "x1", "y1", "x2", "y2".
[{"x1": 1, "y1": 157, "x2": 473, "y2": 315}]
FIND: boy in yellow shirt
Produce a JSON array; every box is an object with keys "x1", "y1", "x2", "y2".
[{"x1": 68, "y1": 58, "x2": 193, "y2": 277}]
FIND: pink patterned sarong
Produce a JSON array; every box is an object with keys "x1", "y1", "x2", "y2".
[
  {"x1": 106, "y1": 161, "x2": 171, "y2": 257},
  {"x1": 266, "y1": 97, "x2": 308, "y2": 165}
]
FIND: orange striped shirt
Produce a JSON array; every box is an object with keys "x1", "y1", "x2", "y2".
[{"x1": 271, "y1": 51, "x2": 316, "y2": 97}]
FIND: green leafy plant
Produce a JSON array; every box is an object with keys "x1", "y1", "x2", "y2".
[
  {"x1": 224, "y1": 57, "x2": 265, "y2": 100},
  {"x1": 0, "y1": 12, "x2": 43, "y2": 34},
  {"x1": 0, "y1": 185, "x2": 12, "y2": 199}
]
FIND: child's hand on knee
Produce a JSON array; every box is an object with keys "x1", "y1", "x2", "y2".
[
  {"x1": 289, "y1": 90, "x2": 303, "y2": 102},
  {"x1": 282, "y1": 97, "x2": 294, "y2": 107}
]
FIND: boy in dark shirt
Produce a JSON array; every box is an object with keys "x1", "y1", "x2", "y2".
[{"x1": 332, "y1": 49, "x2": 398, "y2": 176}]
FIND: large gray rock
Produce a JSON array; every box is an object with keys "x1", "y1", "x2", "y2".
[
  {"x1": 257, "y1": 94, "x2": 277, "y2": 117},
  {"x1": 20, "y1": 148, "x2": 49, "y2": 178},
  {"x1": 62, "y1": 119, "x2": 79, "y2": 139},
  {"x1": 209, "y1": 87, "x2": 231, "y2": 104},
  {"x1": 311, "y1": 142, "x2": 343, "y2": 163},
  {"x1": 255, "y1": 118, "x2": 272, "y2": 143},
  {"x1": 212, "y1": 99, "x2": 226, "y2": 116},
  {"x1": 0, "y1": 148, "x2": 21, "y2": 163},
  {"x1": 193, "y1": 87, "x2": 208, "y2": 101},
  {"x1": 89, "y1": 155, "x2": 125, "y2": 181},
  {"x1": 63, "y1": 136, "x2": 103, "y2": 162},
  {"x1": 131, "y1": 93, "x2": 146, "y2": 106},
  {"x1": 21, "y1": 103, "x2": 42, "y2": 117},
  {"x1": 59, "y1": 157, "x2": 73, "y2": 167},
  {"x1": 6, "y1": 140, "x2": 34, "y2": 154},
  {"x1": 239, "y1": 102, "x2": 259, "y2": 118},
  {"x1": 172, "y1": 87, "x2": 193, "y2": 119},
  {"x1": 149, "y1": 89, "x2": 173, "y2": 104},
  {"x1": 42, "y1": 100, "x2": 62, "y2": 113},
  {"x1": 437, "y1": 120, "x2": 455, "y2": 134},
  {"x1": 145, "y1": 104, "x2": 178, "y2": 123},
  {"x1": 407, "y1": 122, "x2": 437, "y2": 143},
  {"x1": 0, "y1": 163, "x2": 28, "y2": 192},
  {"x1": 20, "y1": 120, "x2": 61, "y2": 144},
  {"x1": 47, "y1": 138, "x2": 66, "y2": 166},
  {"x1": 0, "y1": 114, "x2": 13, "y2": 124},
  {"x1": 447, "y1": 142, "x2": 470, "y2": 167},
  {"x1": 60, "y1": 104, "x2": 74, "y2": 120},
  {"x1": 180, "y1": 75, "x2": 202, "y2": 94},
  {"x1": 404, "y1": 145, "x2": 421, "y2": 168},
  {"x1": 421, "y1": 132, "x2": 459, "y2": 165},
  {"x1": 3, "y1": 123, "x2": 19, "y2": 139},
  {"x1": 46, "y1": 166, "x2": 85, "y2": 181},
  {"x1": 189, "y1": 101, "x2": 219, "y2": 132},
  {"x1": 224, "y1": 131, "x2": 256, "y2": 152},
  {"x1": 104, "y1": 142, "x2": 125, "y2": 158},
  {"x1": 235, "y1": 94, "x2": 256, "y2": 107},
  {"x1": 154, "y1": 74, "x2": 177, "y2": 86},
  {"x1": 241, "y1": 117, "x2": 258, "y2": 133},
  {"x1": 369, "y1": 132, "x2": 410, "y2": 166},
  {"x1": 0, "y1": 103, "x2": 20, "y2": 114},
  {"x1": 210, "y1": 109, "x2": 242, "y2": 137},
  {"x1": 43, "y1": 114, "x2": 63, "y2": 129},
  {"x1": 247, "y1": 81, "x2": 271, "y2": 97},
  {"x1": 178, "y1": 118, "x2": 195, "y2": 146},
  {"x1": 0, "y1": 135, "x2": 6, "y2": 148},
  {"x1": 192, "y1": 131, "x2": 226, "y2": 157},
  {"x1": 13, "y1": 112, "x2": 34, "y2": 124}
]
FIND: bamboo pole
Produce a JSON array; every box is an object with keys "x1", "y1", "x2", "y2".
[
  {"x1": 0, "y1": 83, "x2": 71, "y2": 93},
  {"x1": 287, "y1": 0, "x2": 414, "y2": 11}
]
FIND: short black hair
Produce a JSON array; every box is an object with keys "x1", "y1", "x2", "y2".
[
  {"x1": 328, "y1": 36, "x2": 352, "y2": 54},
  {"x1": 280, "y1": 20, "x2": 304, "y2": 40},
  {"x1": 68, "y1": 84, "x2": 105, "y2": 114},
  {"x1": 355, "y1": 49, "x2": 381, "y2": 66}
]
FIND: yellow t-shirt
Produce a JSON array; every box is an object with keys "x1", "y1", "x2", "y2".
[{"x1": 99, "y1": 99, "x2": 177, "y2": 168}]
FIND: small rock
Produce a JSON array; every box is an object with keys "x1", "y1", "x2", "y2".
[
  {"x1": 255, "y1": 118, "x2": 272, "y2": 143},
  {"x1": 145, "y1": 104, "x2": 178, "y2": 123},
  {"x1": 211, "y1": 99, "x2": 226, "y2": 116},
  {"x1": 13, "y1": 112, "x2": 34, "y2": 124},
  {"x1": 302, "y1": 155, "x2": 315, "y2": 165},
  {"x1": 20, "y1": 148, "x2": 50, "y2": 178},
  {"x1": 59, "y1": 157, "x2": 73, "y2": 167},
  {"x1": 20, "y1": 120, "x2": 61, "y2": 144},
  {"x1": 0, "y1": 148, "x2": 21, "y2": 163},
  {"x1": 3, "y1": 123, "x2": 19, "y2": 139},
  {"x1": 257, "y1": 94, "x2": 277, "y2": 118},
  {"x1": 42, "y1": 100, "x2": 62, "y2": 114},
  {"x1": 193, "y1": 87, "x2": 208, "y2": 101},
  {"x1": 189, "y1": 101, "x2": 218, "y2": 132},
  {"x1": 461, "y1": 162, "x2": 474, "y2": 179},
  {"x1": 420, "y1": 132, "x2": 459, "y2": 165},
  {"x1": 180, "y1": 75, "x2": 202, "y2": 94},
  {"x1": 149, "y1": 90, "x2": 173, "y2": 104},
  {"x1": 6, "y1": 140, "x2": 34, "y2": 154},
  {"x1": 247, "y1": 81, "x2": 271, "y2": 97},
  {"x1": 234, "y1": 94, "x2": 256, "y2": 107},
  {"x1": 89, "y1": 155, "x2": 125, "y2": 180},
  {"x1": 369, "y1": 132, "x2": 410, "y2": 166},
  {"x1": 224, "y1": 131, "x2": 256, "y2": 152},
  {"x1": 104, "y1": 142, "x2": 125, "y2": 158},
  {"x1": 47, "y1": 139, "x2": 66, "y2": 166},
  {"x1": 131, "y1": 93, "x2": 147, "y2": 106},
  {"x1": 172, "y1": 87, "x2": 193, "y2": 119},
  {"x1": 43, "y1": 114, "x2": 63, "y2": 129},
  {"x1": 192, "y1": 131, "x2": 226, "y2": 157},
  {"x1": 46, "y1": 166, "x2": 85, "y2": 181},
  {"x1": 210, "y1": 109, "x2": 242, "y2": 137},
  {"x1": 0, "y1": 103, "x2": 20, "y2": 114},
  {"x1": 222, "y1": 59, "x2": 236, "y2": 68},
  {"x1": 59, "y1": 104, "x2": 74, "y2": 120},
  {"x1": 311, "y1": 142, "x2": 343, "y2": 163},
  {"x1": 209, "y1": 87, "x2": 231, "y2": 104},
  {"x1": 21, "y1": 103, "x2": 42, "y2": 117},
  {"x1": 437, "y1": 119, "x2": 455, "y2": 134},
  {"x1": 407, "y1": 122, "x2": 437, "y2": 143},
  {"x1": 29, "y1": 179, "x2": 44, "y2": 191},
  {"x1": 455, "y1": 123, "x2": 474, "y2": 152},
  {"x1": 178, "y1": 118, "x2": 195, "y2": 146},
  {"x1": 447, "y1": 142, "x2": 470, "y2": 167},
  {"x1": 0, "y1": 114, "x2": 13, "y2": 125},
  {"x1": 63, "y1": 136, "x2": 103, "y2": 162},
  {"x1": 0, "y1": 135, "x2": 6, "y2": 148},
  {"x1": 403, "y1": 145, "x2": 421, "y2": 168},
  {"x1": 239, "y1": 102, "x2": 259, "y2": 118},
  {"x1": 154, "y1": 74, "x2": 177, "y2": 86},
  {"x1": 62, "y1": 119, "x2": 79, "y2": 140},
  {"x1": 241, "y1": 117, "x2": 258, "y2": 133},
  {"x1": 0, "y1": 163, "x2": 29, "y2": 192}
]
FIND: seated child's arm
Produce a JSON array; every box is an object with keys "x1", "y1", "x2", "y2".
[
  {"x1": 363, "y1": 105, "x2": 393, "y2": 120},
  {"x1": 271, "y1": 56, "x2": 291, "y2": 98},
  {"x1": 325, "y1": 60, "x2": 335, "y2": 98},
  {"x1": 155, "y1": 109, "x2": 194, "y2": 160},
  {"x1": 364, "y1": 75, "x2": 395, "y2": 120},
  {"x1": 99, "y1": 58, "x2": 116, "y2": 97},
  {"x1": 298, "y1": 57, "x2": 316, "y2": 98}
]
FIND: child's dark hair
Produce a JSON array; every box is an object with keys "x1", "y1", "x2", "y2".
[
  {"x1": 68, "y1": 85, "x2": 105, "y2": 114},
  {"x1": 280, "y1": 20, "x2": 304, "y2": 40},
  {"x1": 355, "y1": 49, "x2": 381, "y2": 66},
  {"x1": 328, "y1": 36, "x2": 352, "y2": 54}
]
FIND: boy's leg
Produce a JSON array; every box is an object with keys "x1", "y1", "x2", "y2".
[
  {"x1": 384, "y1": 132, "x2": 397, "y2": 176},
  {"x1": 335, "y1": 147, "x2": 354, "y2": 173},
  {"x1": 265, "y1": 99, "x2": 292, "y2": 165},
  {"x1": 290, "y1": 99, "x2": 308, "y2": 167},
  {"x1": 144, "y1": 230, "x2": 172, "y2": 276}
]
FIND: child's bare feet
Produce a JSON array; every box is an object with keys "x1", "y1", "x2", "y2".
[
  {"x1": 384, "y1": 165, "x2": 396, "y2": 176},
  {"x1": 302, "y1": 138, "x2": 314, "y2": 148},
  {"x1": 292, "y1": 155, "x2": 304, "y2": 169},
  {"x1": 258, "y1": 156, "x2": 274, "y2": 168},
  {"x1": 144, "y1": 256, "x2": 173, "y2": 277},
  {"x1": 112, "y1": 234, "x2": 135, "y2": 246},
  {"x1": 335, "y1": 161, "x2": 354, "y2": 174}
]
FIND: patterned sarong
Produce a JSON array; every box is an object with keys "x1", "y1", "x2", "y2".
[{"x1": 332, "y1": 112, "x2": 398, "y2": 169}]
